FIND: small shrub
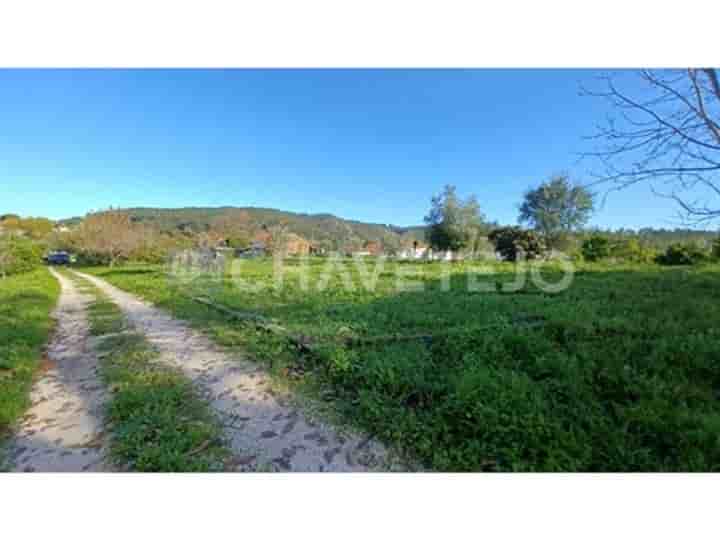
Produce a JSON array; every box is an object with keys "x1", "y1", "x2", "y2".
[
  {"x1": 655, "y1": 243, "x2": 708, "y2": 266},
  {"x1": 550, "y1": 233, "x2": 579, "y2": 253},
  {"x1": 610, "y1": 238, "x2": 658, "y2": 264},
  {"x1": 630, "y1": 245, "x2": 658, "y2": 264},
  {"x1": 581, "y1": 235, "x2": 610, "y2": 262},
  {"x1": 130, "y1": 246, "x2": 167, "y2": 264},
  {"x1": 0, "y1": 236, "x2": 43, "y2": 277},
  {"x1": 315, "y1": 344, "x2": 355, "y2": 380},
  {"x1": 74, "y1": 251, "x2": 112, "y2": 266},
  {"x1": 488, "y1": 227, "x2": 547, "y2": 262}
]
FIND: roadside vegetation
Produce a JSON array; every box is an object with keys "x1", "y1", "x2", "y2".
[
  {"x1": 83, "y1": 258, "x2": 720, "y2": 471},
  {"x1": 65, "y1": 272, "x2": 227, "y2": 472},
  {"x1": 0, "y1": 268, "x2": 60, "y2": 449}
]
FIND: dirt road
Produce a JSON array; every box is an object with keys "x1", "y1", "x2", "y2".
[
  {"x1": 5, "y1": 268, "x2": 109, "y2": 472},
  {"x1": 73, "y1": 270, "x2": 391, "y2": 472}
]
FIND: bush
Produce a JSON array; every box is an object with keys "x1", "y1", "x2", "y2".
[
  {"x1": 581, "y1": 235, "x2": 610, "y2": 262},
  {"x1": 610, "y1": 238, "x2": 658, "y2": 264},
  {"x1": 488, "y1": 227, "x2": 547, "y2": 262},
  {"x1": 0, "y1": 236, "x2": 43, "y2": 277},
  {"x1": 74, "y1": 251, "x2": 112, "y2": 266},
  {"x1": 130, "y1": 245, "x2": 168, "y2": 264},
  {"x1": 656, "y1": 243, "x2": 708, "y2": 266},
  {"x1": 551, "y1": 233, "x2": 580, "y2": 254}
]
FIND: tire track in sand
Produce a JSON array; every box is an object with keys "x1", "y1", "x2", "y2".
[
  {"x1": 5, "y1": 268, "x2": 109, "y2": 472},
  {"x1": 73, "y1": 270, "x2": 394, "y2": 472}
]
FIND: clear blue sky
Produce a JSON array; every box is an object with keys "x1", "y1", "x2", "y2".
[{"x1": 0, "y1": 69, "x2": 696, "y2": 229}]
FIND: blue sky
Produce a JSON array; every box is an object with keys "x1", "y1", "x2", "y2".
[{"x1": 0, "y1": 69, "x2": 699, "y2": 229}]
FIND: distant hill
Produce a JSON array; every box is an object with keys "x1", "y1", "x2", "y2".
[
  {"x1": 57, "y1": 206, "x2": 719, "y2": 251},
  {"x1": 60, "y1": 206, "x2": 428, "y2": 249}
]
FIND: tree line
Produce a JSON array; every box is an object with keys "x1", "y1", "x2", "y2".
[
  {"x1": 423, "y1": 175, "x2": 720, "y2": 264},
  {"x1": 2, "y1": 184, "x2": 719, "y2": 279}
]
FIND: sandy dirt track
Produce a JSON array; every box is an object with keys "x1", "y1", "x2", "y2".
[
  {"x1": 5, "y1": 268, "x2": 109, "y2": 472},
  {"x1": 73, "y1": 270, "x2": 392, "y2": 472}
]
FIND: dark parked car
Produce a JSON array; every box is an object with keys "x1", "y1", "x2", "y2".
[{"x1": 46, "y1": 251, "x2": 71, "y2": 265}]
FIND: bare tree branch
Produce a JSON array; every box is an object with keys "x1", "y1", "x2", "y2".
[
  {"x1": 583, "y1": 69, "x2": 720, "y2": 223},
  {"x1": 703, "y1": 69, "x2": 720, "y2": 102}
]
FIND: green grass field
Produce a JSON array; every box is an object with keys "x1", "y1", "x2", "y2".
[
  {"x1": 83, "y1": 258, "x2": 720, "y2": 471},
  {"x1": 0, "y1": 268, "x2": 60, "y2": 444}
]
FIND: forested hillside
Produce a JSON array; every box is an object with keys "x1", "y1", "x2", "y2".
[
  {"x1": 51, "y1": 205, "x2": 720, "y2": 255},
  {"x1": 59, "y1": 207, "x2": 427, "y2": 250}
]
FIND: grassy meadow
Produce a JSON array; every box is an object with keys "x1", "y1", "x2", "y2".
[
  {"x1": 83, "y1": 258, "x2": 720, "y2": 471},
  {"x1": 0, "y1": 269, "x2": 60, "y2": 445}
]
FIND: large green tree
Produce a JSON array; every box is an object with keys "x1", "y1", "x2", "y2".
[
  {"x1": 519, "y1": 174, "x2": 594, "y2": 247},
  {"x1": 424, "y1": 185, "x2": 485, "y2": 254}
]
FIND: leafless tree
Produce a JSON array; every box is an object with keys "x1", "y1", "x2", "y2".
[
  {"x1": 76, "y1": 210, "x2": 143, "y2": 266},
  {"x1": 210, "y1": 210, "x2": 252, "y2": 247},
  {"x1": 584, "y1": 69, "x2": 720, "y2": 223}
]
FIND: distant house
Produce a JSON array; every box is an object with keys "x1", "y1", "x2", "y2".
[
  {"x1": 284, "y1": 233, "x2": 311, "y2": 256},
  {"x1": 243, "y1": 229, "x2": 273, "y2": 256},
  {"x1": 343, "y1": 241, "x2": 386, "y2": 258},
  {"x1": 398, "y1": 241, "x2": 430, "y2": 260},
  {"x1": 251, "y1": 240, "x2": 267, "y2": 251},
  {"x1": 364, "y1": 241, "x2": 383, "y2": 256},
  {"x1": 236, "y1": 230, "x2": 311, "y2": 257},
  {"x1": 235, "y1": 243, "x2": 266, "y2": 258},
  {"x1": 254, "y1": 229, "x2": 272, "y2": 245},
  {"x1": 234, "y1": 236, "x2": 268, "y2": 258},
  {"x1": 213, "y1": 246, "x2": 235, "y2": 257}
]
